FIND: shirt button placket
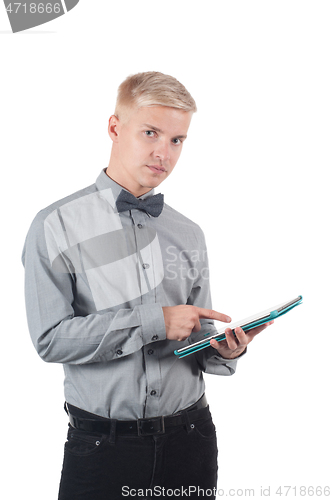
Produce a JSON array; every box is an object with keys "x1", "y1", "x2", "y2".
[{"x1": 132, "y1": 211, "x2": 161, "y2": 418}]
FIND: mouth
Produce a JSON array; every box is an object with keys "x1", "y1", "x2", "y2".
[{"x1": 146, "y1": 165, "x2": 166, "y2": 174}]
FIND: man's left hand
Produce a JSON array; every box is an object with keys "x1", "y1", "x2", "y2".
[{"x1": 210, "y1": 321, "x2": 274, "y2": 359}]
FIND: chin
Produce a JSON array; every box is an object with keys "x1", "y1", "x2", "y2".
[
  {"x1": 151, "y1": 179, "x2": 165, "y2": 189},
  {"x1": 141, "y1": 176, "x2": 165, "y2": 189}
]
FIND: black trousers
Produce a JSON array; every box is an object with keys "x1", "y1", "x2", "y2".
[{"x1": 58, "y1": 407, "x2": 218, "y2": 499}]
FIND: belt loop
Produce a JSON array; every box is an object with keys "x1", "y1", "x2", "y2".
[
  {"x1": 109, "y1": 419, "x2": 117, "y2": 445},
  {"x1": 182, "y1": 410, "x2": 194, "y2": 434}
]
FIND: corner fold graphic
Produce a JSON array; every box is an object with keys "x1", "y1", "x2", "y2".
[
  {"x1": 3, "y1": 0, "x2": 80, "y2": 33},
  {"x1": 64, "y1": 0, "x2": 79, "y2": 12}
]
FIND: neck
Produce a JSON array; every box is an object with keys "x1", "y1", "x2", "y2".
[{"x1": 106, "y1": 152, "x2": 153, "y2": 198}]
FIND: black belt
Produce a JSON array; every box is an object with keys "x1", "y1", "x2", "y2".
[{"x1": 66, "y1": 394, "x2": 209, "y2": 437}]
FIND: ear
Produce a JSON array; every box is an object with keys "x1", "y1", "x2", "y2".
[{"x1": 108, "y1": 115, "x2": 120, "y2": 142}]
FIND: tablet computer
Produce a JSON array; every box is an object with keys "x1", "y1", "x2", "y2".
[{"x1": 174, "y1": 295, "x2": 303, "y2": 359}]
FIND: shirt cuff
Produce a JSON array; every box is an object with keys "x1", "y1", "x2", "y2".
[{"x1": 138, "y1": 303, "x2": 167, "y2": 345}]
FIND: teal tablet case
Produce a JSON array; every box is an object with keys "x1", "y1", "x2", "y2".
[{"x1": 174, "y1": 295, "x2": 303, "y2": 359}]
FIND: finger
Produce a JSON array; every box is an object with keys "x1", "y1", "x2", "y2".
[
  {"x1": 196, "y1": 307, "x2": 232, "y2": 323},
  {"x1": 224, "y1": 328, "x2": 239, "y2": 350},
  {"x1": 245, "y1": 321, "x2": 274, "y2": 340},
  {"x1": 192, "y1": 317, "x2": 202, "y2": 333},
  {"x1": 233, "y1": 327, "x2": 248, "y2": 346},
  {"x1": 210, "y1": 339, "x2": 220, "y2": 350}
]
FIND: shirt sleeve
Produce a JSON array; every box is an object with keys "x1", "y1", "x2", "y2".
[
  {"x1": 186, "y1": 227, "x2": 246, "y2": 375},
  {"x1": 21, "y1": 212, "x2": 166, "y2": 365}
]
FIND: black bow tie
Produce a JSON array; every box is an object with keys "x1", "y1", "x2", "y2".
[{"x1": 116, "y1": 189, "x2": 164, "y2": 217}]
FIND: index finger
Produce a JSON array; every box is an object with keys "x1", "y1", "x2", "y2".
[{"x1": 195, "y1": 307, "x2": 232, "y2": 323}]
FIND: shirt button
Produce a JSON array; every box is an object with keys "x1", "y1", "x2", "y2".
[
  {"x1": 137, "y1": 224, "x2": 143, "y2": 229},
  {"x1": 150, "y1": 390, "x2": 157, "y2": 396},
  {"x1": 142, "y1": 263, "x2": 150, "y2": 269},
  {"x1": 151, "y1": 335, "x2": 159, "y2": 341},
  {"x1": 116, "y1": 349, "x2": 123, "y2": 356},
  {"x1": 148, "y1": 349, "x2": 154, "y2": 355}
]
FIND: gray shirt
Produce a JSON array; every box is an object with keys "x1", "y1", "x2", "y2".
[{"x1": 22, "y1": 168, "x2": 240, "y2": 419}]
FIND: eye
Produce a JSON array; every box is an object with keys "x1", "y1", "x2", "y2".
[
  {"x1": 172, "y1": 138, "x2": 182, "y2": 145},
  {"x1": 145, "y1": 130, "x2": 156, "y2": 138}
]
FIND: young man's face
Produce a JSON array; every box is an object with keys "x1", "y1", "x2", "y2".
[{"x1": 107, "y1": 105, "x2": 192, "y2": 197}]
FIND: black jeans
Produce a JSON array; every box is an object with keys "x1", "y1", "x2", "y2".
[{"x1": 58, "y1": 409, "x2": 218, "y2": 499}]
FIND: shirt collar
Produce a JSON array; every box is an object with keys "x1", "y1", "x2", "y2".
[{"x1": 95, "y1": 168, "x2": 155, "y2": 209}]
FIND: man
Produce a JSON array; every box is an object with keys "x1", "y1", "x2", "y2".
[{"x1": 22, "y1": 72, "x2": 272, "y2": 499}]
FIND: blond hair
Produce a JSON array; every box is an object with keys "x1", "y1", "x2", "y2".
[{"x1": 115, "y1": 71, "x2": 197, "y2": 120}]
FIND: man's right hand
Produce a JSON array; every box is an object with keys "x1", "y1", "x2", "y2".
[{"x1": 162, "y1": 305, "x2": 232, "y2": 341}]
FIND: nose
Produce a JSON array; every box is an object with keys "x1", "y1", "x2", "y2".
[{"x1": 154, "y1": 140, "x2": 170, "y2": 162}]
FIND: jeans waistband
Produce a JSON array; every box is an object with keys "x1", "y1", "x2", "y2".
[{"x1": 65, "y1": 394, "x2": 209, "y2": 437}]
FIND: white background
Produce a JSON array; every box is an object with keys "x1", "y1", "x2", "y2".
[{"x1": 1, "y1": 1, "x2": 331, "y2": 497}]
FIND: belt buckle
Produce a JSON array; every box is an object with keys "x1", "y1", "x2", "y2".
[{"x1": 137, "y1": 416, "x2": 165, "y2": 436}]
